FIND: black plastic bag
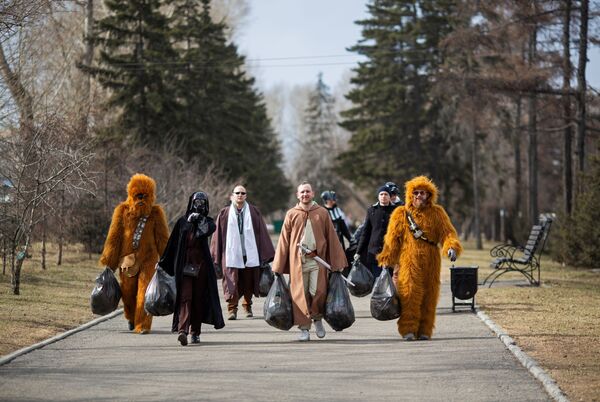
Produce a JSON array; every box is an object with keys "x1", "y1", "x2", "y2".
[
  {"x1": 370, "y1": 268, "x2": 401, "y2": 320},
  {"x1": 324, "y1": 272, "x2": 355, "y2": 331},
  {"x1": 144, "y1": 265, "x2": 177, "y2": 316},
  {"x1": 258, "y1": 263, "x2": 274, "y2": 297},
  {"x1": 263, "y1": 274, "x2": 293, "y2": 331},
  {"x1": 346, "y1": 259, "x2": 374, "y2": 297},
  {"x1": 90, "y1": 267, "x2": 121, "y2": 315}
]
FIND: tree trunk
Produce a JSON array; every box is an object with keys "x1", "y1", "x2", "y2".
[
  {"x1": 576, "y1": 0, "x2": 589, "y2": 175},
  {"x1": 472, "y1": 128, "x2": 482, "y2": 250},
  {"x1": 528, "y1": 25, "x2": 538, "y2": 226},
  {"x1": 562, "y1": 0, "x2": 573, "y2": 214},
  {"x1": 41, "y1": 215, "x2": 47, "y2": 270},
  {"x1": 514, "y1": 96, "x2": 522, "y2": 216},
  {"x1": 11, "y1": 234, "x2": 31, "y2": 295},
  {"x1": 57, "y1": 190, "x2": 64, "y2": 266},
  {"x1": 80, "y1": 0, "x2": 95, "y2": 133},
  {"x1": 0, "y1": 44, "x2": 34, "y2": 131},
  {"x1": 2, "y1": 238, "x2": 6, "y2": 275}
]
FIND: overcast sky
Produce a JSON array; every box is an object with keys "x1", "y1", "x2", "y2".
[
  {"x1": 237, "y1": 0, "x2": 600, "y2": 91},
  {"x1": 237, "y1": 0, "x2": 367, "y2": 90}
]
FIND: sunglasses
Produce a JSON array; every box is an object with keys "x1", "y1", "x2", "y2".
[
  {"x1": 413, "y1": 190, "x2": 428, "y2": 197},
  {"x1": 234, "y1": 191, "x2": 247, "y2": 195}
]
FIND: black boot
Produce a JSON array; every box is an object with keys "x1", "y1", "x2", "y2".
[
  {"x1": 128, "y1": 321, "x2": 134, "y2": 331},
  {"x1": 177, "y1": 332, "x2": 188, "y2": 346}
]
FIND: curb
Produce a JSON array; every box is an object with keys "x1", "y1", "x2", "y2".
[
  {"x1": 0, "y1": 308, "x2": 123, "y2": 366},
  {"x1": 477, "y1": 310, "x2": 569, "y2": 402}
]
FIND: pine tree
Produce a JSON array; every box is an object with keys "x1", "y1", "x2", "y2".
[
  {"x1": 83, "y1": 0, "x2": 178, "y2": 147},
  {"x1": 294, "y1": 73, "x2": 338, "y2": 195},
  {"x1": 338, "y1": 0, "x2": 457, "y2": 190},
  {"x1": 167, "y1": 0, "x2": 289, "y2": 212},
  {"x1": 555, "y1": 147, "x2": 600, "y2": 267}
]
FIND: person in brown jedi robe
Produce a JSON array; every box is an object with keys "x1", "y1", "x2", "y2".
[
  {"x1": 211, "y1": 184, "x2": 275, "y2": 320},
  {"x1": 272, "y1": 182, "x2": 348, "y2": 341}
]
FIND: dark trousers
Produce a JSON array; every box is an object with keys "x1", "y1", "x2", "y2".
[
  {"x1": 367, "y1": 252, "x2": 383, "y2": 278},
  {"x1": 227, "y1": 267, "x2": 255, "y2": 313},
  {"x1": 178, "y1": 266, "x2": 208, "y2": 336}
]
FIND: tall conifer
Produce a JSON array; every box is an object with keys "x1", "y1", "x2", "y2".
[
  {"x1": 84, "y1": 0, "x2": 178, "y2": 146},
  {"x1": 338, "y1": 0, "x2": 457, "y2": 189},
  {"x1": 167, "y1": 0, "x2": 289, "y2": 212}
]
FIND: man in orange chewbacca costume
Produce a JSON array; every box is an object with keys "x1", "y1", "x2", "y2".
[
  {"x1": 100, "y1": 174, "x2": 170, "y2": 333},
  {"x1": 377, "y1": 176, "x2": 462, "y2": 341}
]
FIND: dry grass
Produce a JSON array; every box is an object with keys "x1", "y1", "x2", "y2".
[
  {"x1": 1, "y1": 241, "x2": 599, "y2": 402},
  {"x1": 0, "y1": 243, "x2": 101, "y2": 356},
  {"x1": 463, "y1": 241, "x2": 600, "y2": 402}
]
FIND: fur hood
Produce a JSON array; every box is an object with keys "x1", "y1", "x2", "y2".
[
  {"x1": 126, "y1": 173, "x2": 156, "y2": 217},
  {"x1": 404, "y1": 175, "x2": 438, "y2": 207}
]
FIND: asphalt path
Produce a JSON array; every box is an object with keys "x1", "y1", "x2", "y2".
[{"x1": 0, "y1": 279, "x2": 550, "y2": 401}]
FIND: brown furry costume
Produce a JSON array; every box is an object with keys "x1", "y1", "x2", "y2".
[
  {"x1": 100, "y1": 174, "x2": 170, "y2": 333},
  {"x1": 377, "y1": 176, "x2": 462, "y2": 339}
]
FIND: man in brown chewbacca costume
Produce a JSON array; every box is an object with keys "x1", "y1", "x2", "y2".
[
  {"x1": 377, "y1": 176, "x2": 462, "y2": 341},
  {"x1": 100, "y1": 173, "x2": 170, "y2": 334}
]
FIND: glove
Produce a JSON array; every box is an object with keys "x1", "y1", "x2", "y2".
[
  {"x1": 448, "y1": 248, "x2": 457, "y2": 262},
  {"x1": 187, "y1": 212, "x2": 200, "y2": 222},
  {"x1": 353, "y1": 254, "x2": 360, "y2": 262}
]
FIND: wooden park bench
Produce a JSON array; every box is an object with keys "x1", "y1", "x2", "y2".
[{"x1": 482, "y1": 213, "x2": 554, "y2": 288}]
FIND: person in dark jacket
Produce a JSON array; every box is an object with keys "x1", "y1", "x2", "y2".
[
  {"x1": 354, "y1": 185, "x2": 398, "y2": 277},
  {"x1": 159, "y1": 192, "x2": 225, "y2": 346}
]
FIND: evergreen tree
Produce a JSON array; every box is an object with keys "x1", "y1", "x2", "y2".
[
  {"x1": 83, "y1": 0, "x2": 178, "y2": 147},
  {"x1": 295, "y1": 73, "x2": 338, "y2": 195},
  {"x1": 554, "y1": 147, "x2": 600, "y2": 267},
  {"x1": 167, "y1": 0, "x2": 289, "y2": 212},
  {"x1": 337, "y1": 0, "x2": 457, "y2": 190}
]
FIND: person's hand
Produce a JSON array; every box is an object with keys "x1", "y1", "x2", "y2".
[
  {"x1": 448, "y1": 248, "x2": 457, "y2": 262},
  {"x1": 187, "y1": 212, "x2": 200, "y2": 222},
  {"x1": 353, "y1": 254, "x2": 360, "y2": 262}
]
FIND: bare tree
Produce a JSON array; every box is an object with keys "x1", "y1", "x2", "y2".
[
  {"x1": 0, "y1": 115, "x2": 94, "y2": 294},
  {"x1": 576, "y1": 0, "x2": 589, "y2": 175},
  {"x1": 562, "y1": 0, "x2": 574, "y2": 214}
]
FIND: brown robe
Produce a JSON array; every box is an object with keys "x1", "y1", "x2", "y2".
[
  {"x1": 272, "y1": 203, "x2": 348, "y2": 327},
  {"x1": 210, "y1": 203, "x2": 275, "y2": 300}
]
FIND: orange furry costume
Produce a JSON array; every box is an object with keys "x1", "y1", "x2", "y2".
[
  {"x1": 377, "y1": 176, "x2": 462, "y2": 339},
  {"x1": 100, "y1": 174, "x2": 170, "y2": 333}
]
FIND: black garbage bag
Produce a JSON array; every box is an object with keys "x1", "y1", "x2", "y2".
[
  {"x1": 324, "y1": 272, "x2": 355, "y2": 331},
  {"x1": 144, "y1": 265, "x2": 177, "y2": 316},
  {"x1": 346, "y1": 259, "x2": 374, "y2": 297},
  {"x1": 90, "y1": 267, "x2": 121, "y2": 315},
  {"x1": 370, "y1": 268, "x2": 401, "y2": 320},
  {"x1": 263, "y1": 274, "x2": 293, "y2": 331},
  {"x1": 258, "y1": 263, "x2": 274, "y2": 297}
]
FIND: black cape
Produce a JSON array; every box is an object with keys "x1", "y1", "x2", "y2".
[{"x1": 159, "y1": 198, "x2": 225, "y2": 332}]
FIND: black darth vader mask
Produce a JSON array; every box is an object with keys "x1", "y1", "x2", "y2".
[{"x1": 189, "y1": 192, "x2": 209, "y2": 217}]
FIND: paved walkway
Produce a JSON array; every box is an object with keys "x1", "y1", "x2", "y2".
[{"x1": 0, "y1": 281, "x2": 549, "y2": 401}]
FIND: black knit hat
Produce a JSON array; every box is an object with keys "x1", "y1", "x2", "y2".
[{"x1": 377, "y1": 185, "x2": 391, "y2": 196}]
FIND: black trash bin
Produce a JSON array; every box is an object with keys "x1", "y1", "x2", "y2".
[{"x1": 450, "y1": 266, "x2": 478, "y2": 312}]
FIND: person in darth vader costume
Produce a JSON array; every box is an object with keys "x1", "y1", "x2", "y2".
[{"x1": 159, "y1": 192, "x2": 225, "y2": 346}]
